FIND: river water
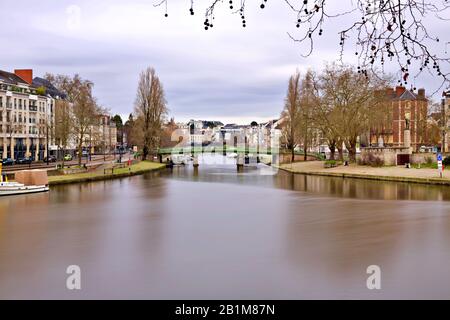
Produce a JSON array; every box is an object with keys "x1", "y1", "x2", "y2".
[{"x1": 1, "y1": 156, "x2": 450, "y2": 299}]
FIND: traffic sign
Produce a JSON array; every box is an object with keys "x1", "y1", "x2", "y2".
[{"x1": 437, "y1": 153, "x2": 443, "y2": 162}]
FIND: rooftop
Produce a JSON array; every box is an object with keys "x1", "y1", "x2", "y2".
[
  {"x1": 0, "y1": 70, "x2": 30, "y2": 86},
  {"x1": 32, "y1": 77, "x2": 66, "y2": 99}
]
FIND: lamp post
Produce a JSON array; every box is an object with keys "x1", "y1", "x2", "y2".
[
  {"x1": 442, "y1": 98, "x2": 447, "y2": 154},
  {"x1": 46, "y1": 121, "x2": 49, "y2": 166}
]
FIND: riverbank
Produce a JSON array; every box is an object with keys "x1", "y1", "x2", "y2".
[
  {"x1": 48, "y1": 161, "x2": 166, "y2": 186},
  {"x1": 278, "y1": 161, "x2": 450, "y2": 186}
]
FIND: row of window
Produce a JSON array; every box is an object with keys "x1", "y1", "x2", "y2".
[
  {"x1": 0, "y1": 124, "x2": 40, "y2": 135},
  {"x1": 0, "y1": 110, "x2": 50, "y2": 122},
  {"x1": 0, "y1": 96, "x2": 50, "y2": 113}
]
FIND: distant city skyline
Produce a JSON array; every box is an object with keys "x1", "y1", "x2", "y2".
[{"x1": 1, "y1": 0, "x2": 447, "y2": 124}]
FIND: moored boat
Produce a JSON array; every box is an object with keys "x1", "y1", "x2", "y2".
[
  {"x1": 0, "y1": 182, "x2": 49, "y2": 196},
  {"x1": 0, "y1": 164, "x2": 50, "y2": 197}
]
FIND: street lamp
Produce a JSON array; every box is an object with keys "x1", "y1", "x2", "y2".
[{"x1": 46, "y1": 121, "x2": 49, "y2": 165}]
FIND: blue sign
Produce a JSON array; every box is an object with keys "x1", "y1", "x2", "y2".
[{"x1": 437, "y1": 153, "x2": 443, "y2": 162}]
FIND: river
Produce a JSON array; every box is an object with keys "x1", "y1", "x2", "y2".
[{"x1": 1, "y1": 156, "x2": 450, "y2": 299}]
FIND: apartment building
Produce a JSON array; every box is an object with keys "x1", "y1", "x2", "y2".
[
  {"x1": 93, "y1": 114, "x2": 117, "y2": 154},
  {"x1": 0, "y1": 69, "x2": 55, "y2": 160}
]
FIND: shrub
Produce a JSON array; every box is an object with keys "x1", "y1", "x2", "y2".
[
  {"x1": 324, "y1": 160, "x2": 337, "y2": 168},
  {"x1": 36, "y1": 86, "x2": 46, "y2": 96}
]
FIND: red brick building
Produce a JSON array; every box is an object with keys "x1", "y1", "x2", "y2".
[{"x1": 370, "y1": 86, "x2": 428, "y2": 152}]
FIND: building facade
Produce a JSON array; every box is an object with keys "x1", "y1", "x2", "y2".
[
  {"x1": 370, "y1": 86, "x2": 428, "y2": 152},
  {"x1": 93, "y1": 114, "x2": 117, "y2": 154},
  {"x1": 0, "y1": 69, "x2": 55, "y2": 160}
]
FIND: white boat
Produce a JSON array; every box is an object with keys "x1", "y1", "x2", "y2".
[
  {"x1": 171, "y1": 154, "x2": 191, "y2": 165},
  {"x1": 0, "y1": 182, "x2": 49, "y2": 196}
]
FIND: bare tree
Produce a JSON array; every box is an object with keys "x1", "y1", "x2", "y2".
[
  {"x1": 281, "y1": 71, "x2": 301, "y2": 162},
  {"x1": 319, "y1": 64, "x2": 386, "y2": 161},
  {"x1": 156, "y1": 0, "x2": 450, "y2": 90},
  {"x1": 134, "y1": 67, "x2": 168, "y2": 160},
  {"x1": 47, "y1": 73, "x2": 102, "y2": 165},
  {"x1": 72, "y1": 84, "x2": 101, "y2": 165},
  {"x1": 298, "y1": 70, "x2": 319, "y2": 161},
  {"x1": 54, "y1": 100, "x2": 72, "y2": 167}
]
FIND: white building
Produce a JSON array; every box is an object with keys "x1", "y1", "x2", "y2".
[{"x1": 0, "y1": 69, "x2": 56, "y2": 160}]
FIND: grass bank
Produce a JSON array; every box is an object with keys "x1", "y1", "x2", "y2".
[{"x1": 48, "y1": 161, "x2": 166, "y2": 186}]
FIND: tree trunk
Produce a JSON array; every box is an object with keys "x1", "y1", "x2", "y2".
[
  {"x1": 348, "y1": 146, "x2": 356, "y2": 162},
  {"x1": 303, "y1": 140, "x2": 308, "y2": 162},
  {"x1": 143, "y1": 145, "x2": 148, "y2": 161},
  {"x1": 62, "y1": 146, "x2": 65, "y2": 168},
  {"x1": 329, "y1": 143, "x2": 336, "y2": 160},
  {"x1": 337, "y1": 146, "x2": 344, "y2": 161},
  {"x1": 291, "y1": 147, "x2": 295, "y2": 163},
  {"x1": 78, "y1": 143, "x2": 83, "y2": 166},
  {"x1": 346, "y1": 139, "x2": 357, "y2": 162}
]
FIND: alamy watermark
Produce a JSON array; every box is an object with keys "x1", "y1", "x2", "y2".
[
  {"x1": 66, "y1": 5, "x2": 82, "y2": 31},
  {"x1": 66, "y1": 265, "x2": 81, "y2": 290},
  {"x1": 366, "y1": 265, "x2": 381, "y2": 290}
]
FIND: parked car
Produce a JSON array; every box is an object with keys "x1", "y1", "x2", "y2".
[
  {"x1": 16, "y1": 157, "x2": 33, "y2": 165},
  {"x1": 43, "y1": 155, "x2": 57, "y2": 163},
  {"x1": 76, "y1": 150, "x2": 89, "y2": 157},
  {"x1": 2, "y1": 158, "x2": 14, "y2": 166},
  {"x1": 64, "y1": 154, "x2": 73, "y2": 161}
]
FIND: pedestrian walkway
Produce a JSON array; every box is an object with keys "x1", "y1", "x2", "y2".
[{"x1": 279, "y1": 161, "x2": 450, "y2": 185}]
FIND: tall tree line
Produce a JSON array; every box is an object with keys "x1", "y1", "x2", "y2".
[
  {"x1": 282, "y1": 64, "x2": 387, "y2": 162},
  {"x1": 46, "y1": 73, "x2": 104, "y2": 165}
]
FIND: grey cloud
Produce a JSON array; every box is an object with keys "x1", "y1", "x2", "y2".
[{"x1": 0, "y1": 0, "x2": 448, "y2": 124}]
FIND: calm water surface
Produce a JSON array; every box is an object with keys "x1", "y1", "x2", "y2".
[{"x1": 1, "y1": 157, "x2": 450, "y2": 299}]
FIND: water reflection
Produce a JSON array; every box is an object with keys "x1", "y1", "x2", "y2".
[
  {"x1": 272, "y1": 170, "x2": 450, "y2": 201},
  {"x1": 1, "y1": 161, "x2": 450, "y2": 299}
]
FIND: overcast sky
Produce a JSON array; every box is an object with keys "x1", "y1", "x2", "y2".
[{"x1": 1, "y1": 0, "x2": 448, "y2": 124}]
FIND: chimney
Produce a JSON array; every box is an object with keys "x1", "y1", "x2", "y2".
[
  {"x1": 395, "y1": 86, "x2": 406, "y2": 97},
  {"x1": 417, "y1": 88, "x2": 425, "y2": 98},
  {"x1": 14, "y1": 69, "x2": 33, "y2": 85}
]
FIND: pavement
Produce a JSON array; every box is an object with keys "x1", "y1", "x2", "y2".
[
  {"x1": 2, "y1": 154, "x2": 132, "y2": 173},
  {"x1": 279, "y1": 161, "x2": 449, "y2": 185}
]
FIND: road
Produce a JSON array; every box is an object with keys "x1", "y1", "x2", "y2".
[{"x1": 2, "y1": 154, "x2": 131, "y2": 173}]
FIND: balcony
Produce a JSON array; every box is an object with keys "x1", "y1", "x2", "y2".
[{"x1": 29, "y1": 106, "x2": 38, "y2": 112}]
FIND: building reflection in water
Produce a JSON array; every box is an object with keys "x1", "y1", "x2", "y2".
[
  {"x1": 275, "y1": 171, "x2": 450, "y2": 201},
  {"x1": 1, "y1": 161, "x2": 450, "y2": 299},
  {"x1": 0, "y1": 174, "x2": 168, "y2": 299}
]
